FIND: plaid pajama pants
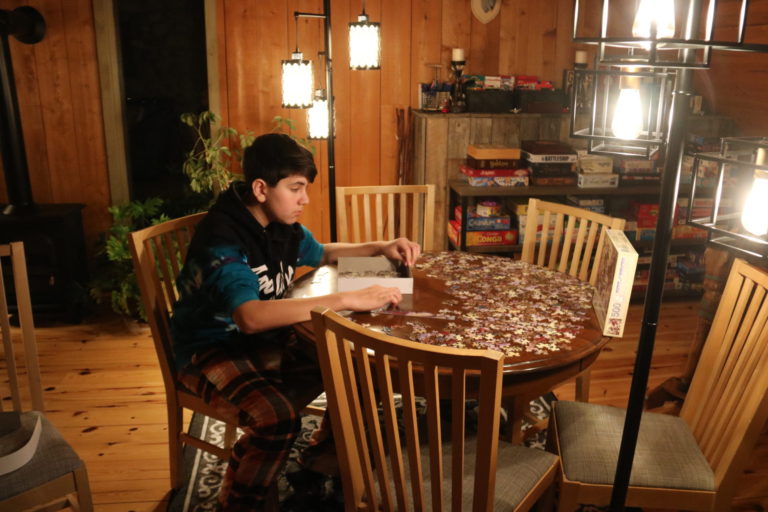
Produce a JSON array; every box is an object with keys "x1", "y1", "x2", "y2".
[{"x1": 178, "y1": 330, "x2": 324, "y2": 511}]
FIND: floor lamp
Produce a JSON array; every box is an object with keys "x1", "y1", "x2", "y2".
[
  {"x1": 281, "y1": 0, "x2": 380, "y2": 243},
  {"x1": 570, "y1": 0, "x2": 768, "y2": 509}
]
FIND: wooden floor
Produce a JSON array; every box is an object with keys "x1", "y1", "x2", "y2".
[{"x1": 5, "y1": 299, "x2": 768, "y2": 511}]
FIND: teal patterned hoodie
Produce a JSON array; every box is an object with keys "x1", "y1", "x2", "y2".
[{"x1": 170, "y1": 182, "x2": 324, "y2": 369}]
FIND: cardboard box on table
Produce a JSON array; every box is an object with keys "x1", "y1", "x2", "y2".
[{"x1": 337, "y1": 257, "x2": 413, "y2": 294}]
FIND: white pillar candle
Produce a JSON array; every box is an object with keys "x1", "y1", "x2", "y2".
[
  {"x1": 452, "y1": 48, "x2": 465, "y2": 61},
  {"x1": 575, "y1": 50, "x2": 588, "y2": 65}
]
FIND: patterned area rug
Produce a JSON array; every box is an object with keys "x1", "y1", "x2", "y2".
[{"x1": 168, "y1": 394, "x2": 554, "y2": 512}]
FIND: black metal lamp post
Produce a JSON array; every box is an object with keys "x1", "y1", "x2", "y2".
[{"x1": 280, "y1": 0, "x2": 380, "y2": 243}]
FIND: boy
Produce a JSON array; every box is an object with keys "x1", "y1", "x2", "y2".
[{"x1": 171, "y1": 133, "x2": 420, "y2": 511}]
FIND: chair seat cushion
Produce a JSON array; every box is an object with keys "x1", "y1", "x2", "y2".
[
  {"x1": 418, "y1": 438, "x2": 558, "y2": 509},
  {"x1": 0, "y1": 412, "x2": 84, "y2": 501},
  {"x1": 554, "y1": 401, "x2": 714, "y2": 491}
]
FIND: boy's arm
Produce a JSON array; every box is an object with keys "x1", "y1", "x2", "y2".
[
  {"x1": 232, "y1": 285, "x2": 402, "y2": 334},
  {"x1": 320, "y1": 237, "x2": 421, "y2": 267}
]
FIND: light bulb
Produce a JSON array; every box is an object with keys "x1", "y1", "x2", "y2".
[
  {"x1": 281, "y1": 53, "x2": 313, "y2": 108},
  {"x1": 632, "y1": 0, "x2": 676, "y2": 40},
  {"x1": 349, "y1": 15, "x2": 381, "y2": 69},
  {"x1": 741, "y1": 150, "x2": 768, "y2": 236},
  {"x1": 611, "y1": 87, "x2": 643, "y2": 140}
]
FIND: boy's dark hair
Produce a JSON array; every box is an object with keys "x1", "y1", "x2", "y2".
[{"x1": 242, "y1": 133, "x2": 317, "y2": 186}]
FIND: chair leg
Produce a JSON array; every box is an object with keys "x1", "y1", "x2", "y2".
[
  {"x1": 556, "y1": 480, "x2": 579, "y2": 512},
  {"x1": 73, "y1": 464, "x2": 94, "y2": 512},
  {"x1": 223, "y1": 422, "x2": 237, "y2": 449},
  {"x1": 575, "y1": 370, "x2": 591, "y2": 402},
  {"x1": 168, "y1": 402, "x2": 185, "y2": 490}
]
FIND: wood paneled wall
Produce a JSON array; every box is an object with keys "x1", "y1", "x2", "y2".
[
  {"x1": 0, "y1": 0, "x2": 111, "y2": 250},
  {"x1": 3, "y1": 0, "x2": 768, "y2": 249},
  {"x1": 214, "y1": 0, "x2": 577, "y2": 242}
]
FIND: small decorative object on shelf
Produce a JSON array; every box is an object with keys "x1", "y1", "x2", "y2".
[{"x1": 450, "y1": 48, "x2": 467, "y2": 113}]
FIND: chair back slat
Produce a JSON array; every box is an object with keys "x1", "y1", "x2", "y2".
[
  {"x1": 558, "y1": 215, "x2": 577, "y2": 274},
  {"x1": 568, "y1": 219, "x2": 588, "y2": 277},
  {"x1": 352, "y1": 342, "x2": 395, "y2": 511},
  {"x1": 681, "y1": 259, "x2": 768, "y2": 491},
  {"x1": 311, "y1": 306, "x2": 503, "y2": 512},
  {"x1": 399, "y1": 359, "x2": 426, "y2": 510},
  {"x1": 336, "y1": 185, "x2": 436, "y2": 250},
  {"x1": 0, "y1": 243, "x2": 44, "y2": 412},
  {"x1": 423, "y1": 362, "x2": 444, "y2": 511},
  {"x1": 521, "y1": 198, "x2": 626, "y2": 285},
  {"x1": 374, "y1": 354, "x2": 409, "y2": 511},
  {"x1": 387, "y1": 193, "x2": 396, "y2": 240},
  {"x1": 450, "y1": 367, "x2": 467, "y2": 512}
]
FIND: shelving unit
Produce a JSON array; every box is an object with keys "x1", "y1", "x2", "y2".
[
  {"x1": 414, "y1": 111, "x2": 732, "y2": 301},
  {"x1": 448, "y1": 180, "x2": 706, "y2": 300},
  {"x1": 448, "y1": 179, "x2": 684, "y2": 253}
]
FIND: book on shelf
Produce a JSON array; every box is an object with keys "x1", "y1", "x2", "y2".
[
  {"x1": 577, "y1": 173, "x2": 619, "y2": 188},
  {"x1": 466, "y1": 144, "x2": 521, "y2": 160},
  {"x1": 465, "y1": 156, "x2": 523, "y2": 169},
  {"x1": 459, "y1": 164, "x2": 529, "y2": 177},
  {"x1": 447, "y1": 220, "x2": 517, "y2": 246},
  {"x1": 566, "y1": 195, "x2": 605, "y2": 207},
  {"x1": 521, "y1": 140, "x2": 578, "y2": 163},
  {"x1": 592, "y1": 229, "x2": 638, "y2": 337},
  {"x1": 578, "y1": 155, "x2": 614, "y2": 174}
]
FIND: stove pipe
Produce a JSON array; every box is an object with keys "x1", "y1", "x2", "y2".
[{"x1": 0, "y1": 7, "x2": 45, "y2": 214}]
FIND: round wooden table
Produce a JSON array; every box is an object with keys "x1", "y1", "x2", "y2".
[{"x1": 289, "y1": 251, "x2": 609, "y2": 442}]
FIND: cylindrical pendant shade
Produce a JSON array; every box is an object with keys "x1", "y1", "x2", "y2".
[
  {"x1": 281, "y1": 53, "x2": 313, "y2": 108},
  {"x1": 307, "y1": 93, "x2": 330, "y2": 139},
  {"x1": 349, "y1": 16, "x2": 380, "y2": 70}
]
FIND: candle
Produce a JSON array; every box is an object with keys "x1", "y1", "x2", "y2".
[
  {"x1": 575, "y1": 50, "x2": 588, "y2": 65},
  {"x1": 452, "y1": 48, "x2": 465, "y2": 62}
]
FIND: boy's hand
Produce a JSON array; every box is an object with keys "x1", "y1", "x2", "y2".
[
  {"x1": 381, "y1": 237, "x2": 421, "y2": 267},
  {"x1": 342, "y1": 285, "x2": 402, "y2": 311}
]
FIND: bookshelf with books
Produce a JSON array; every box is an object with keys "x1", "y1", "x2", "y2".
[{"x1": 448, "y1": 179, "x2": 712, "y2": 300}]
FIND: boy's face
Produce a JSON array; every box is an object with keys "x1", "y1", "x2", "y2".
[{"x1": 253, "y1": 174, "x2": 310, "y2": 225}]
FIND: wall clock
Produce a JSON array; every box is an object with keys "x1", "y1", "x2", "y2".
[{"x1": 471, "y1": 0, "x2": 501, "y2": 24}]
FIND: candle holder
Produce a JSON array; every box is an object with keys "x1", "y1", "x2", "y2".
[{"x1": 450, "y1": 59, "x2": 466, "y2": 113}]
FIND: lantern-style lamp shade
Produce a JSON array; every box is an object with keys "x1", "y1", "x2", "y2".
[
  {"x1": 570, "y1": 67, "x2": 672, "y2": 157},
  {"x1": 281, "y1": 52, "x2": 313, "y2": 108},
  {"x1": 349, "y1": 14, "x2": 380, "y2": 70},
  {"x1": 742, "y1": 149, "x2": 768, "y2": 236},
  {"x1": 307, "y1": 90, "x2": 330, "y2": 139}
]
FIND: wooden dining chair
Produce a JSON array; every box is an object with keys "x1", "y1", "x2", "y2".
[
  {"x1": 311, "y1": 306, "x2": 559, "y2": 511},
  {"x1": 0, "y1": 242, "x2": 93, "y2": 512},
  {"x1": 521, "y1": 198, "x2": 627, "y2": 286},
  {"x1": 129, "y1": 213, "x2": 239, "y2": 490},
  {"x1": 549, "y1": 258, "x2": 768, "y2": 511},
  {"x1": 520, "y1": 198, "x2": 626, "y2": 404},
  {"x1": 336, "y1": 184, "x2": 436, "y2": 251}
]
